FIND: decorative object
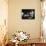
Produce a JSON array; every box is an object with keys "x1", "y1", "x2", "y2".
[
  {"x1": 17, "y1": 31, "x2": 30, "y2": 42},
  {"x1": 10, "y1": 31, "x2": 30, "y2": 46},
  {"x1": 22, "y1": 9, "x2": 35, "y2": 19},
  {"x1": 10, "y1": 31, "x2": 30, "y2": 42}
]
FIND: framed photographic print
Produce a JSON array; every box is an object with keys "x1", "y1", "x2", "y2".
[{"x1": 22, "y1": 9, "x2": 35, "y2": 19}]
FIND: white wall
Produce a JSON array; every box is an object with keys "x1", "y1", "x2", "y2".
[{"x1": 8, "y1": 0, "x2": 41, "y2": 39}]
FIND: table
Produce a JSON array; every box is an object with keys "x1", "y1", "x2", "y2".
[
  {"x1": 5, "y1": 41, "x2": 15, "y2": 46},
  {"x1": 18, "y1": 38, "x2": 46, "y2": 46},
  {"x1": 5, "y1": 38, "x2": 46, "y2": 46}
]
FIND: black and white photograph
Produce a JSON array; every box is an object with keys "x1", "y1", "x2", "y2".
[{"x1": 22, "y1": 9, "x2": 35, "y2": 19}]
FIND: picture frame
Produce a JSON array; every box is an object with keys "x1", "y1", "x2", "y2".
[{"x1": 22, "y1": 9, "x2": 35, "y2": 19}]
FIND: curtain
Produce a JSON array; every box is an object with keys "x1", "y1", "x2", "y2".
[
  {"x1": 0, "y1": 0, "x2": 8, "y2": 45},
  {"x1": 43, "y1": 0, "x2": 46, "y2": 39}
]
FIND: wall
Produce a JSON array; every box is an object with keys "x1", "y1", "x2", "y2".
[{"x1": 8, "y1": 0, "x2": 41, "y2": 39}]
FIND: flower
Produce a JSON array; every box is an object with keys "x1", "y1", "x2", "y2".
[
  {"x1": 17, "y1": 31, "x2": 30, "y2": 41},
  {"x1": 11, "y1": 31, "x2": 30, "y2": 42}
]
